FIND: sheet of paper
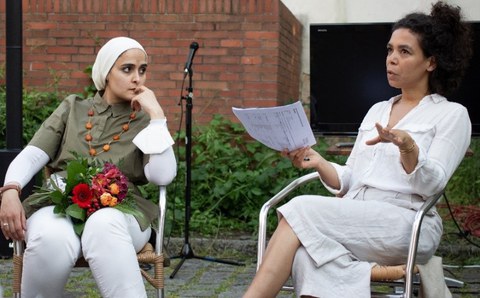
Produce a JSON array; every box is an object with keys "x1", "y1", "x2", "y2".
[{"x1": 232, "y1": 101, "x2": 316, "y2": 151}]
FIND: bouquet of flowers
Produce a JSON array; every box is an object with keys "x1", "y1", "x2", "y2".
[{"x1": 31, "y1": 156, "x2": 138, "y2": 236}]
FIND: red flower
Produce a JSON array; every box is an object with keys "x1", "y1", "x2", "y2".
[{"x1": 71, "y1": 183, "x2": 93, "y2": 209}]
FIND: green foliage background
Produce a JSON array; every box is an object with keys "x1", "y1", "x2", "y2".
[{"x1": 0, "y1": 87, "x2": 61, "y2": 146}]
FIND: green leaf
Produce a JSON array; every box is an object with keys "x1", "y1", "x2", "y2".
[
  {"x1": 50, "y1": 190, "x2": 66, "y2": 204},
  {"x1": 114, "y1": 197, "x2": 144, "y2": 218},
  {"x1": 53, "y1": 204, "x2": 66, "y2": 215},
  {"x1": 73, "y1": 223, "x2": 85, "y2": 237},
  {"x1": 66, "y1": 160, "x2": 88, "y2": 186},
  {"x1": 66, "y1": 204, "x2": 86, "y2": 221},
  {"x1": 250, "y1": 187, "x2": 263, "y2": 196}
]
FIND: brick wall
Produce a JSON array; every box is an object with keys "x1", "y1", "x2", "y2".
[{"x1": 0, "y1": 0, "x2": 302, "y2": 128}]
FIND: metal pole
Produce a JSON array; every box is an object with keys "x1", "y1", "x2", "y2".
[{"x1": 5, "y1": 0, "x2": 23, "y2": 149}]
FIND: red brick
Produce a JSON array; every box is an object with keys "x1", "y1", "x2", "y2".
[
  {"x1": 220, "y1": 39, "x2": 243, "y2": 48},
  {"x1": 47, "y1": 47, "x2": 78, "y2": 55},
  {"x1": 245, "y1": 31, "x2": 279, "y2": 40},
  {"x1": 27, "y1": 22, "x2": 56, "y2": 30},
  {"x1": 241, "y1": 56, "x2": 262, "y2": 65},
  {"x1": 70, "y1": 70, "x2": 90, "y2": 79},
  {"x1": 196, "y1": 81, "x2": 228, "y2": 90},
  {"x1": 219, "y1": 56, "x2": 241, "y2": 65}
]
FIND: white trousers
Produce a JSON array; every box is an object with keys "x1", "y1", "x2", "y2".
[{"x1": 22, "y1": 206, "x2": 151, "y2": 298}]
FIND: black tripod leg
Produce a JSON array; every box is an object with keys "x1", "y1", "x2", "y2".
[
  {"x1": 169, "y1": 242, "x2": 245, "y2": 278},
  {"x1": 170, "y1": 254, "x2": 244, "y2": 279},
  {"x1": 169, "y1": 242, "x2": 195, "y2": 278},
  {"x1": 169, "y1": 256, "x2": 187, "y2": 278},
  {"x1": 194, "y1": 255, "x2": 244, "y2": 266}
]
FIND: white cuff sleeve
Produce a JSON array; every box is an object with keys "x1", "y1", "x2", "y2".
[
  {"x1": 132, "y1": 118, "x2": 175, "y2": 154},
  {"x1": 145, "y1": 147, "x2": 177, "y2": 186},
  {"x1": 4, "y1": 145, "x2": 50, "y2": 188}
]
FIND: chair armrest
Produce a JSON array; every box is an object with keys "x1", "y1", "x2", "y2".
[
  {"x1": 404, "y1": 190, "x2": 445, "y2": 297},
  {"x1": 155, "y1": 185, "x2": 167, "y2": 257},
  {"x1": 13, "y1": 240, "x2": 23, "y2": 256},
  {"x1": 257, "y1": 172, "x2": 320, "y2": 270}
]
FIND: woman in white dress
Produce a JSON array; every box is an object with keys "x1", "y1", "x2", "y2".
[{"x1": 244, "y1": 2, "x2": 473, "y2": 297}]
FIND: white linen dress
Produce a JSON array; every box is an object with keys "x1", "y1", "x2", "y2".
[{"x1": 277, "y1": 94, "x2": 471, "y2": 297}]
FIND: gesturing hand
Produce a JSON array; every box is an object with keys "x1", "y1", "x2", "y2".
[{"x1": 365, "y1": 123, "x2": 414, "y2": 150}]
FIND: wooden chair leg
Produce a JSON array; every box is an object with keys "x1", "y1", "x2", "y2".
[
  {"x1": 12, "y1": 240, "x2": 24, "y2": 298},
  {"x1": 137, "y1": 243, "x2": 165, "y2": 291},
  {"x1": 12, "y1": 254, "x2": 22, "y2": 297}
]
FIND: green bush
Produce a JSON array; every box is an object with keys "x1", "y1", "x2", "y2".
[
  {"x1": 445, "y1": 138, "x2": 480, "y2": 204},
  {"x1": 0, "y1": 86, "x2": 61, "y2": 148},
  {"x1": 0, "y1": 64, "x2": 94, "y2": 149},
  {"x1": 167, "y1": 115, "x2": 334, "y2": 237}
]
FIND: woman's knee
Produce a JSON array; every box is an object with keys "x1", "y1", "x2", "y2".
[
  {"x1": 25, "y1": 206, "x2": 80, "y2": 263},
  {"x1": 83, "y1": 208, "x2": 127, "y2": 235},
  {"x1": 27, "y1": 206, "x2": 78, "y2": 246},
  {"x1": 81, "y1": 208, "x2": 132, "y2": 249}
]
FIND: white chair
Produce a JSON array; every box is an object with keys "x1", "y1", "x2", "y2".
[
  {"x1": 256, "y1": 172, "x2": 464, "y2": 298},
  {"x1": 12, "y1": 185, "x2": 168, "y2": 298}
]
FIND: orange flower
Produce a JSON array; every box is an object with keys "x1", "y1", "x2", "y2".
[
  {"x1": 100, "y1": 192, "x2": 118, "y2": 207},
  {"x1": 109, "y1": 183, "x2": 120, "y2": 195},
  {"x1": 100, "y1": 193, "x2": 113, "y2": 207},
  {"x1": 109, "y1": 196, "x2": 118, "y2": 207}
]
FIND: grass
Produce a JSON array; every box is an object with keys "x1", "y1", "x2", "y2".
[{"x1": 64, "y1": 269, "x2": 101, "y2": 297}]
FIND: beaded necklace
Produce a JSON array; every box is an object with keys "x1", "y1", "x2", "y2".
[{"x1": 85, "y1": 107, "x2": 136, "y2": 157}]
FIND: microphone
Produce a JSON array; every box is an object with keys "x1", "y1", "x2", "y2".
[{"x1": 184, "y1": 42, "x2": 199, "y2": 73}]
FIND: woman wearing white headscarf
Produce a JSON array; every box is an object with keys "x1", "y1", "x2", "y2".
[{"x1": 0, "y1": 37, "x2": 177, "y2": 297}]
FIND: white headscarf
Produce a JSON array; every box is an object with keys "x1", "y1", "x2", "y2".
[{"x1": 91, "y1": 37, "x2": 147, "y2": 91}]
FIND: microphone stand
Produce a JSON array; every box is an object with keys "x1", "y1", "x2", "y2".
[{"x1": 170, "y1": 65, "x2": 244, "y2": 279}]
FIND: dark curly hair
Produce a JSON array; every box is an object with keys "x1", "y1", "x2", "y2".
[{"x1": 392, "y1": 1, "x2": 474, "y2": 96}]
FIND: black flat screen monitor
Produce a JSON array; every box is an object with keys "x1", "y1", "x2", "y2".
[{"x1": 310, "y1": 22, "x2": 480, "y2": 136}]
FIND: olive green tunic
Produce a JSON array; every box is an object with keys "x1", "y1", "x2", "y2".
[{"x1": 23, "y1": 92, "x2": 158, "y2": 231}]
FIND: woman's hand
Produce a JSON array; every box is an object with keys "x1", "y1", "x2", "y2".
[
  {"x1": 282, "y1": 147, "x2": 341, "y2": 190},
  {"x1": 131, "y1": 86, "x2": 166, "y2": 120},
  {"x1": 366, "y1": 123, "x2": 418, "y2": 173},
  {"x1": 281, "y1": 147, "x2": 321, "y2": 169},
  {"x1": 0, "y1": 190, "x2": 26, "y2": 241},
  {"x1": 365, "y1": 123, "x2": 414, "y2": 150}
]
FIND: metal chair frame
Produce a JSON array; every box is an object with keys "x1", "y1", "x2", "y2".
[
  {"x1": 12, "y1": 185, "x2": 168, "y2": 298},
  {"x1": 256, "y1": 172, "x2": 463, "y2": 298}
]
